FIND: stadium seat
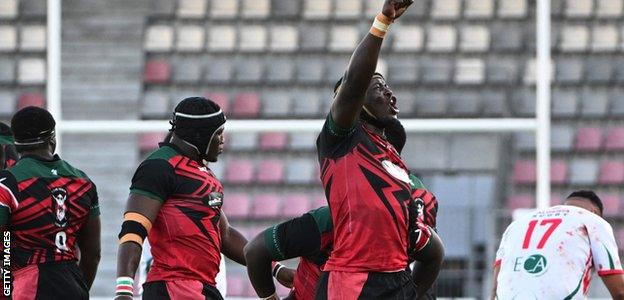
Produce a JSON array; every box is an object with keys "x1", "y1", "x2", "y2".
[
  {"x1": 325, "y1": 56, "x2": 349, "y2": 84},
  {"x1": 282, "y1": 194, "x2": 310, "y2": 217},
  {"x1": 460, "y1": 25, "x2": 490, "y2": 52},
  {"x1": 490, "y1": 24, "x2": 523, "y2": 52},
  {"x1": 497, "y1": 0, "x2": 527, "y2": 18},
  {"x1": 486, "y1": 58, "x2": 518, "y2": 84},
  {"x1": 204, "y1": 59, "x2": 233, "y2": 83},
  {"x1": 333, "y1": 0, "x2": 361, "y2": 19},
  {"x1": 286, "y1": 158, "x2": 315, "y2": 184},
  {"x1": 403, "y1": 135, "x2": 448, "y2": 170},
  {"x1": 550, "y1": 160, "x2": 568, "y2": 185},
  {"x1": 420, "y1": 59, "x2": 452, "y2": 84},
  {"x1": 328, "y1": 26, "x2": 358, "y2": 52},
  {"x1": 259, "y1": 132, "x2": 287, "y2": 150},
  {"x1": 207, "y1": 25, "x2": 236, "y2": 52},
  {"x1": 559, "y1": 26, "x2": 589, "y2": 52},
  {"x1": 204, "y1": 92, "x2": 229, "y2": 113},
  {"x1": 481, "y1": 90, "x2": 506, "y2": 116},
  {"x1": 512, "y1": 160, "x2": 536, "y2": 184},
  {"x1": 239, "y1": 25, "x2": 267, "y2": 52},
  {"x1": 292, "y1": 91, "x2": 322, "y2": 117},
  {"x1": 507, "y1": 194, "x2": 534, "y2": 211},
  {"x1": 595, "y1": 0, "x2": 623, "y2": 18},
  {"x1": 269, "y1": 25, "x2": 298, "y2": 52},
  {"x1": 261, "y1": 91, "x2": 291, "y2": 117},
  {"x1": 0, "y1": 58, "x2": 14, "y2": 83},
  {"x1": 455, "y1": 59, "x2": 484, "y2": 84},
  {"x1": 20, "y1": 25, "x2": 46, "y2": 51},
  {"x1": 585, "y1": 58, "x2": 613, "y2": 83},
  {"x1": 228, "y1": 132, "x2": 257, "y2": 151},
  {"x1": 448, "y1": 91, "x2": 480, "y2": 117},
  {"x1": 303, "y1": 0, "x2": 331, "y2": 19},
  {"x1": 431, "y1": 0, "x2": 460, "y2": 19},
  {"x1": 574, "y1": 127, "x2": 602, "y2": 152},
  {"x1": 298, "y1": 58, "x2": 325, "y2": 83},
  {"x1": 19, "y1": 0, "x2": 46, "y2": 16},
  {"x1": 210, "y1": 0, "x2": 238, "y2": 18},
  {"x1": 601, "y1": 193, "x2": 621, "y2": 216},
  {"x1": 139, "y1": 132, "x2": 166, "y2": 152},
  {"x1": 252, "y1": 194, "x2": 282, "y2": 218},
  {"x1": 18, "y1": 58, "x2": 46, "y2": 84},
  {"x1": 0, "y1": 0, "x2": 17, "y2": 19},
  {"x1": 0, "y1": 90, "x2": 15, "y2": 116},
  {"x1": 256, "y1": 159, "x2": 284, "y2": 184},
  {"x1": 272, "y1": 0, "x2": 300, "y2": 18},
  {"x1": 565, "y1": 0, "x2": 593, "y2": 18},
  {"x1": 150, "y1": 0, "x2": 176, "y2": 16},
  {"x1": 176, "y1": 25, "x2": 204, "y2": 52},
  {"x1": 605, "y1": 127, "x2": 624, "y2": 151},
  {"x1": 226, "y1": 159, "x2": 254, "y2": 184},
  {"x1": 392, "y1": 91, "x2": 415, "y2": 117},
  {"x1": 172, "y1": 57, "x2": 202, "y2": 83},
  {"x1": 387, "y1": 58, "x2": 418, "y2": 84},
  {"x1": 555, "y1": 58, "x2": 584, "y2": 83},
  {"x1": 580, "y1": 89, "x2": 609, "y2": 117},
  {"x1": 176, "y1": 0, "x2": 207, "y2": 18},
  {"x1": 598, "y1": 161, "x2": 624, "y2": 185},
  {"x1": 426, "y1": 25, "x2": 456, "y2": 52},
  {"x1": 414, "y1": 91, "x2": 448, "y2": 117},
  {"x1": 223, "y1": 193, "x2": 250, "y2": 219},
  {"x1": 591, "y1": 25, "x2": 618, "y2": 52},
  {"x1": 241, "y1": 0, "x2": 270, "y2": 19},
  {"x1": 551, "y1": 126, "x2": 574, "y2": 152},
  {"x1": 235, "y1": 58, "x2": 263, "y2": 83},
  {"x1": 0, "y1": 26, "x2": 16, "y2": 52},
  {"x1": 144, "y1": 25, "x2": 174, "y2": 52},
  {"x1": 464, "y1": 0, "x2": 493, "y2": 19},
  {"x1": 289, "y1": 132, "x2": 318, "y2": 151},
  {"x1": 510, "y1": 88, "x2": 535, "y2": 117},
  {"x1": 142, "y1": 89, "x2": 170, "y2": 117},
  {"x1": 143, "y1": 59, "x2": 171, "y2": 84},
  {"x1": 450, "y1": 135, "x2": 498, "y2": 170},
  {"x1": 17, "y1": 92, "x2": 45, "y2": 109},
  {"x1": 393, "y1": 25, "x2": 424, "y2": 52},
  {"x1": 299, "y1": 25, "x2": 327, "y2": 51},
  {"x1": 266, "y1": 57, "x2": 295, "y2": 83},
  {"x1": 551, "y1": 89, "x2": 578, "y2": 117},
  {"x1": 515, "y1": 132, "x2": 534, "y2": 151},
  {"x1": 232, "y1": 93, "x2": 261, "y2": 118},
  {"x1": 569, "y1": 159, "x2": 599, "y2": 185}
]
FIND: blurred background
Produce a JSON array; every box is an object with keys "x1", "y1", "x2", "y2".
[{"x1": 1, "y1": 0, "x2": 623, "y2": 298}]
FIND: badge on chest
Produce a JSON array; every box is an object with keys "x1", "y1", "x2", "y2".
[
  {"x1": 381, "y1": 160, "x2": 411, "y2": 184},
  {"x1": 203, "y1": 192, "x2": 223, "y2": 209}
]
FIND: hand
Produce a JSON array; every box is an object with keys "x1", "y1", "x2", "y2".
[
  {"x1": 275, "y1": 266, "x2": 295, "y2": 288},
  {"x1": 382, "y1": 0, "x2": 414, "y2": 21}
]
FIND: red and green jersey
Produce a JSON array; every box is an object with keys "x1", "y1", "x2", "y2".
[
  {"x1": 129, "y1": 143, "x2": 224, "y2": 286},
  {"x1": 0, "y1": 134, "x2": 17, "y2": 168},
  {"x1": 0, "y1": 155, "x2": 99, "y2": 270}
]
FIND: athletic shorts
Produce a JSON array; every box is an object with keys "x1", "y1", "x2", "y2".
[
  {"x1": 12, "y1": 261, "x2": 89, "y2": 300},
  {"x1": 143, "y1": 280, "x2": 223, "y2": 300},
  {"x1": 315, "y1": 270, "x2": 417, "y2": 300}
]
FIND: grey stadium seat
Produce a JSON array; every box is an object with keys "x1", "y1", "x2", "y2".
[
  {"x1": 235, "y1": 58, "x2": 264, "y2": 83},
  {"x1": 172, "y1": 57, "x2": 202, "y2": 83},
  {"x1": 272, "y1": 0, "x2": 299, "y2": 18},
  {"x1": 555, "y1": 58, "x2": 584, "y2": 83},
  {"x1": 486, "y1": 57, "x2": 519, "y2": 84},
  {"x1": 286, "y1": 158, "x2": 316, "y2": 183},
  {"x1": 414, "y1": 90, "x2": 448, "y2": 116},
  {"x1": 580, "y1": 88, "x2": 608, "y2": 117},
  {"x1": 585, "y1": 58, "x2": 613, "y2": 83},
  {"x1": 481, "y1": 90, "x2": 507, "y2": 117},
  {"x1": 387, "y1": 57, "x2": 418, "y2": 84},
  {"x1": 403, "y1": 134, "x2": 448, "y2": 170},
  {"x1": 0, "y1": 90, "x2": 14, "y2": 116},
  {"x1": 569, "y1": 158, "x2": 599, "y2": 185},
  {"x1": 551, "y1": 126, "x2": 574, "y2": 151},
  {"x1": 204, "y1": 59, "x2": 233, "y2": 83},
  {"x1": 610, "y1": 89, "x2": 624, "y2": 117},
  {"x1": 510, "y1": 88, "x2": 535, "y2": 117},
  {"x1": 299, "y1": 25, "x2": 327, "y2": 51},
  {"x1": 448, "y1": 90, "x2": 481, "y2": 116},
  {"x1": 261, "y1": 91, "x2": 291, "y2": 117},
  {"x1": 450, "y1": 135, "x2": 499, "y2": 170},
  {"x1": 297, "y1": 58, "x2": 324, "y2": 83},
  {"x1": 551, "y1": 89, "x2": 578, "y2": 117},
  {"x1": 0, "y1": 58, "x2": 14, "y2": 83},
  {"x1": 292, "y1": 90, "x2": 322, "y2": 117},
  {"x1": 491, "y1": 25, "x2": 523, "y2": 52},
  {"x1": 142, "y1": 89, "x2": 170, "y2": 118},
  {"x1": 420, "y1": 59, "x2": 453, "y2": 84},
  {"x1": 266, "y1": 57, "x2": 295, "y2": 83}
]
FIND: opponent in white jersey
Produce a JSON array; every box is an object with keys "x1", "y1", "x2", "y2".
[{"x1": 493, "y1": 190, "x2": 624, "y2": 299}]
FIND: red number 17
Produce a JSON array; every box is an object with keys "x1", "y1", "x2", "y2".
[{"x1": 522, "y1": 218, "x2": 562, "y2": 249}]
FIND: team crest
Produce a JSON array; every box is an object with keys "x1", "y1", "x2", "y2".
[
  {"x1": 381, "y1": 160, "x2": 411, "y2": 184},
  {"x1": 51, "y1": 187, "x2": 68, "y2": 228},
  {"x1": 204, "y1": 192, "x2": 223, "y2": 209}
]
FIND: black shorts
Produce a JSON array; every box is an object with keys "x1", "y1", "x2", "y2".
[
  {"x1": 143, "y1": 280, "x2": 223, "y2": 300},
  {"x1": 12, "y1": 261, "x2": 89, "y2": 300},
  {"x1": 315, "y1": 270, "x2": 417, "y2": 300}
]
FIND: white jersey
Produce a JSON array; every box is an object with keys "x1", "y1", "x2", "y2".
[{"x1": 495, "y1": 205, "x2": 623, "y2": 299}]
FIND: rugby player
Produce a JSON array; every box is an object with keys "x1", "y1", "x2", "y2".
[
  {"x1": 0, "y1": 122, "x2": 18, "y2": 169},
  {"x1": 115, "y1": 97, "x2": 247, "y2": 300},
  {"x1": 493, "y1": 190, "x2": 624, "y2": 299},
  {"x1": 0, "y1": 107, "x2": 101, "y2": 299},
  {"x1": 314, "y1": 0, "x2": 426, "y2": 298}
]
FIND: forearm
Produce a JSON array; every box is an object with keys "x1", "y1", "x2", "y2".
[
  {"x1": 412, "y1": 260, "x2": 441, "y2": 297},
  {"x1": 78, "y1": 252, "x2": 100, "y2": 289},
  {"x1": 244, "y1": 243, "x2": 276, "y2": 297},
  {"x1": 222, "y1": 226, "x2": 247, "y2": 265},
  {"x1": 341, "y1": 34, "x2": 383, "y2": 99},
  {"x1": 116, "y1": 242, "x2": 142, "y2": 278}
]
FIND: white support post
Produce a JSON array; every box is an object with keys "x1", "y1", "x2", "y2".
[
  {"x1": 535, "y1": 0, "x2": 552, "y2": 209},
  {"x1": 47, "y1": 0, "x2": 62, "y2": 154}
]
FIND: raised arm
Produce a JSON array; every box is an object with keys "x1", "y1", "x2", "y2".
[
  {"x1": 330, "y1": 0, "x2": 413, "y2": 128},
  {"x1": 219, "y1": 211, "x2": 248, "y2": 265}
]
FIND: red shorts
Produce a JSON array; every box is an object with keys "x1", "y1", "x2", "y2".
[
  {"x1": 315, "y1": 270, "x2": 416, "y2": 300},
  {"x1": 142, "y1": 280, "x2": 223, "y2": 300},
  {"x1": 11, "y1": 261, "x2": 88, "y2": 300}
]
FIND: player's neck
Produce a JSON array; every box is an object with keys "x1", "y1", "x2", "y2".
[
  {"x1": 169, "y1": 134, "x2": 202, "y2": 162},
  {"x1": 20, "y1": 149, "x2": 55, "y2": 161},
  {"x1": 363, "y1": 122, "x2": 385, "y2": 137}
]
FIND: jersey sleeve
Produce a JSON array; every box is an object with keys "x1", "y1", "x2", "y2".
[
  {"x1": 316, "y1": 113, "x2": 360, "y2": 159},
  {"x1": 88, "y1": 181, "x2": 100, "y2": 216},
  {"x1": 129, "y1": 159, "x2": 176, "y2": 203},
  {"x1": 262, "y1": 212, "x2": 322, "y2": 261},
  {"x1": 410, "y1": 175, "x2": 438, "y2": 229},
  {"x1": 587, "y1": 216, "x2": 624, "y2": 276},
  {"x1": 0, "y1": 171, "x2": 18, "y2": 225}
]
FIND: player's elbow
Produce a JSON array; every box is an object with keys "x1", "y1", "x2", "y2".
[{"x1": 244, "y1": 237, "x2": 270, "y2": 265}]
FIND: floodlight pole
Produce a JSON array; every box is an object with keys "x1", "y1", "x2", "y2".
[
  {"x1": 535, "y1": 0, "x2": 552, "y2": 210},
  {"x1": 47, "y1": 0, "x2": 62, "y2": 154}
]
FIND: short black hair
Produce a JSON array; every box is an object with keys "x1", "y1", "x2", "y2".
[
  {"x1": 566, "y1": 190, "x2": 603, "y2": 215},
  {"x1": 11, "y1": 106, "x2": 56, "y2": 151},
  {"x1": 0, "y1": 122, "x2": 11, "y2": 136}
]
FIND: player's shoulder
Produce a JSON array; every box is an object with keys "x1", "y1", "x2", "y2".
[{"x1": 143, "y1": 144, "x2": 179, "y2": 163}]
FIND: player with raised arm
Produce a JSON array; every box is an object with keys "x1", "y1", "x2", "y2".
[
  {"x1": 314, "y1": 0, "x2": 424, "y2": 298},
  {"x1": 493, "y1": 190, "x2": 624, "y2": 299},
  {"x1": 0, "y1": 122, "x2": 18, "y2": 169},
  {"x1": 115, "y1": 97, "x2": 247, "y2": 300},
  {"x1": 0, "y1": 107, "x2": 101, "y2": 299}
]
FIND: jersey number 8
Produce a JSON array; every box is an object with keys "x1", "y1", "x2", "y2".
[{"x1": 55, "y1": 231, "x2": 69, "y2": 252}]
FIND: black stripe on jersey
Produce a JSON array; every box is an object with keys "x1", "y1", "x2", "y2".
[
  {"x1": 175, "y1": 205, "x2": 218, "y2": 250},
  {"x1": 360, "y1": 166, "x2": 401, "y2": 235},
  {"x1": 355, "y1": 144, "x2": 411, "y2": 192}
]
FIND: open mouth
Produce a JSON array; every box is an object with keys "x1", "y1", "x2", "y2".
[{"x1": 389, "y1": 105, "x2": 400, "y2": 115}]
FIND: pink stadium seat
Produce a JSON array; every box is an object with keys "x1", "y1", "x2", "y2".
[
  {"x1": 600, "y1": 193, "x2": 620, "y2": 216},
  {"x1": 226, "y1": 274, "x2": 247, "y2": 296},
  {"x1": 282, "y1": 194, "x2": 311, "y2": 217},
  {"x1": 204, "y1": 92, "x2": 230, "y2": 113},
  {"x1": 256, "y1": 159, "x2": 284, "y2": 183},
  {"x1": 312, "y1": 194, "x2": 327, "y2": 208},
  {"x1": 598, "y1": 160, "x2": 624, "y2": 185},
  {"x1": 507, "y1": 194, "x2": 534, "y2": 211},
  {"x1": 605, "y1": 127, "x2": 624, "y2": 151},
  {"x1": 259, "y1": 132, "x2": 288, "y2": 150},
  {"x1": 550, "y1": 193, "x2": 564, "y2": 206},
  {"x1": 550, "y1": 159, "x2": 568, "y2": 185},
  {"x1": 616, "y1": 228, "x2": 624, "y2": 248},
  {"x1": 17, "y1": 92, "x2": 44, "y2": 109},
  {"x1": 139, "y1": 132, "x2": 166, "y2": 152},
  {"x1": 143, "y1": 59, "x2": 171, "y2": 84},
  {"x1": 225, "y1": 159, "x2": 254, "y2": 183},
  {"x1": 574, "y1": 127, "x2": 602, "y2": 152},
  {"x1": 512, "y1": 160, "x2": 536, "y2": 184},
  {"x1": 223, "y1": 193, "x2": 250, "y2": 219},
  {"x1": 252, "y1": 194, "x2": 281, "y2": 218},
  {"x1": 232, "y1": 93, "x2": 261, "y2": 118}
]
